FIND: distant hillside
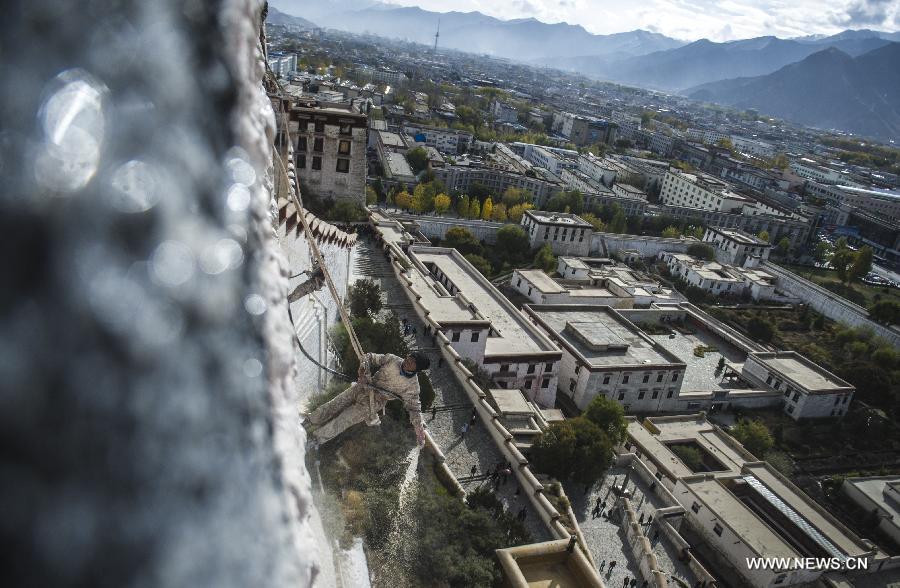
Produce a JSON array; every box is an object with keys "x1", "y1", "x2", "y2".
[
  {"x1": 558, "y1": 34, "x2": 892, "y2": 91},
  {"x1": 266, "y1": 6, "x2": 317, "y2": 29},
  {"x1": 268, "y1": 0, "x2": 684, "y2": 61},
  {"x1": 687, "y1": 43, "x2": 900, "y2": 141}
]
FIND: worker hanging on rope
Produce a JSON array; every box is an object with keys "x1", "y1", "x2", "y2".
[{"x1": 304, "y1": 352, "x2": 430, "y2": 446}]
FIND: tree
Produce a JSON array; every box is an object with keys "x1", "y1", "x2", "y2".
[
  {"x1": 661, "y1": 225, "x2": 681, "y2": 238},
  {"x1": 481, "y1": 197, "x2": 494, "y2": 221},
  {"x1": 849, "y1": 246, "x2": 873, "y2": 283},
  {"x1": 671, "y1": 445, "x2": 703, "y2": 471},
  {"x1": 413, "y1": 181, "x2": 438, "y2": 213},
  {"x1": 456, "y1": 195, "x2": 470, "y2": 218},
  {"x1": 813, "y1": 241, "x2": 833, "y2": 264},
  {"x1": 433, "y1": 193, "x2": 451, "y2": 215},
  {"x1": 534, "y1": 243, "x2": 556, "y2": 273},
  {"x1": 464, "y1": 254, "x2": 492, "y2": 276},
  {"x1": 444, "y1": 227, "x2": 483, "y2": 256},
  {"x1": 746, "y1": 316, "x2": 775, "y2": 343},
  {"x1": 608, "y1": 206, "x2": 627, "y2": 234},
  {"x1": 491, "y1": 202, "x2": 508, "y2": 222},
  {"x1": 870, "y1": 300, "x2": 900, "y2": 325},
  {"x1": 731, "y1": 420, "x2": 774, "y2": 457},
  {"x1": 507, "y1": 203, "x2": 533, "y2": 223},
  {"x1": 583, "y1": 396, "x2": 627, "y2": 445},
  {"x1": 502, "y1": 187, "x2": 528, "y2": 207},
  {"x1": 687, "y1": 243, "x2": 716, "y2": 261},
  {"x1": 757, "y1": 230, "x2": 770, "y2": 243},
  {"x1": 347, "y1": 279, "x2": 382, "y2": 319},
  {"x1": 775, "y1": 237, "x2": 790, "y2": 258},
  {"x1": 831, "y1": 238, "x2": 854, "y2": 284},
  {"x1": 395, "y1": 190, "x2": 412, "y2": 210},
  {"x1": 468, "y1": 198, "x2": 481, "y2": 220},
  {"x1": 365, "y1": 185, "x2": 377, "y2": 205},
  {"x1": 406, "y1": 146, "x2": 429, "y2": 174},
  {"x1": 581, "y1": 212, "x2": 605, "y2": 231},
  {"x1": 496, "y1": 225, "x2": 530, "y2": 264},
  {"x1": 530, "y1": 417, "x2": 613, "y2": 487}
]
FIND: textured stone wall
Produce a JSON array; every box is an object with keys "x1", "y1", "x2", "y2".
[{"x1": 1, "y1": 1, "x2": 321, "y2": 586}]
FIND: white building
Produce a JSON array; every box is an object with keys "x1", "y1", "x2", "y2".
[
  {"x1": 625, "y1": 415, "x2": 876, "y2": 588},
  {"x1": 842, "y1": 476, "x2": 900, "y2": 547},
  {"x1": 524, "y1": 305, "x2": 686, "y2": 412},
  {"x1": 660, "y1": 169, "x2": 752, "y2": 213},
  {"x1": 659, "y1": 252, "x2": 778, "y2": 302},
  {"x1": 491, "y1": 100, "x2": 519, "y2": 123},
  {"x1": 511, "y1": 269, "x2": 634, "y2": 308},
  {"x1": 730, "y1": 135, "x2": 775, "y2": 158},
  {"x1": 556, "y1": 257, "x2": 685, "y2": 306},
  {"x1": 702, "y1": 226, "x2": 772, "y2": 266},
  {"x1": 520, "y1": 210, "x2": 593, "y2": 256},
  {"x1": 790, "y1": 158, "x2": 845, "y2": 185},
  {"x1": 401, "y1": 123, "x2": 473, "y2": 155}
]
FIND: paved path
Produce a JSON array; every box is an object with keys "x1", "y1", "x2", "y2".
[
  {"x1": 350, "y1": 237, "x2": 549, "y2": 541},
  {"x1": 567, "y1": 467, "x2": 697, "y2": 588}
]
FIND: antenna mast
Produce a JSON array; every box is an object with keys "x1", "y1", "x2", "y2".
[{"x1": 434, "y1": 18, "x2": 440, "y2": 53}]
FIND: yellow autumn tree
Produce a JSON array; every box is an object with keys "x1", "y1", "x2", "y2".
[
  {"x1": 395, "y1": 190, "x2": 412, "y2": 210},
  {"x1": 468, "y1": 198, "x2": 481, "y2": 219},
  {"x1": 491, "y1": 202, "x2": 508, "y2": 222},
  {"x1": 507, "y1": 202, "x2": 534, "y2": 222},
  {"x1": 434, "y1": 193, "x2": 451, "y2": 215},
  {"x1": 481, "y1": 197, "x2": 494, "y2": 221}
]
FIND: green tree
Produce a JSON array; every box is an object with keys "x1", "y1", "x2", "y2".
[
  {"x1": 731, "y1": 419, "x2": 774, "y2": 457},
  {"x1": 406, "y1": 146, "x2": 429, "y2": 173},
  {"x1": 583, "y1": 395, "x2": 627, "y2": 445},
  {"x1": 481, "y1": 197, "x2": 494, "y2": 221},
  {"x1": 671, "y1": 445, "x2": 703, "y2": 471},
  {"x1": 687, "y1": 243, "x2": 716, "y2": 261},
  {"x1": 507, "y1": 203, "x2": 533, "y2": 223},
  {"x1": 496, "y1": 225, "x2": 530, "y2": 265},
  {"x1": 831, "y1": 238, "x2": 854, "y2": 284},
  {"x1": 581, "y1": 212, "x2": 605, "y2": 231},
  {"x1": 468, "y1": 198, "x2": 481, "y2": 219},
  {"x1": 444, "y1": 227, "x2": 483, "y2": 256},
  {"x1": 870, "y1": 300, "x2": 900, "y2": 325},
  {"x1": 347, "y1": 279, "x2": 383, "y2": 319},
  {"x1": 757, "y1": 230, "x2": 770, "y2": 243},
  {"x1": 534, "y1": 243, "x2": 557, "y2": 272},
  {"x1": 464, "y1": 254, "x2": 492, "y2": 276},
  {"x1": 365, "y1": 185, "x2": 378, "y2": 205},
  {"x1": 849, "y1": 246, "x2": 873, "y2": 283},
  {"x1": 456, "y1": 195, "x2": 470, "y2": 218},
  {"x1": 608, "y1": 206, "x2": 627, "y2": 234},
  {"x1": 813, "y1": 241, "x2": 833, "y2": 264},
  {"x1": 501, "y1": 186, "x2": 528, "y2": 207},
  {"x1": 434, "y1": 193, "x2": 451, "y2": 215},
  {"x1": 775, "y1": 237, "x2": 790, "y2": 258},
  {"x1": 530, "y1": 417, "x2": 613, "y2": 487},
  {"x1": 661, "y1": 225, "x2": 681, "y2": 238},
  {"x1": 746, "y1": 316, "x2": 775, "y2": 343}
]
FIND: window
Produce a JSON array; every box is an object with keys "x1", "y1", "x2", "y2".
[
  {"x1": 569, "y1": 379, "x2": 576, "y2": 392},
  {"x1": 672, "y1": 372, "x2": 679, "y2": 382},
  {"x1": 451, "y1": 331, "x2": 460, "y2": 342},
  {"x1": 713, "y1": 523, "x2": 723, "y2": 537},
  {"x1": 603, "y1": 375, "x2": 611, "y2": 385},
  {"x1": 787, "y1": 405, "x2": 794, "y2": 414},
  {"x1": 313, "y1": 137, "x2": 324, "y2": 152},
  {"x1": 617, "y1": 392, "x2": 625, "y2": 401},
  {"x1": 527, "y1": 364, "x2": 536, "y2": 374},
  {"x1": 792, "y1": 392, "x2": 799, "y2": 402},
  {"x1": 336, "y1": 158, "x2": 350, "y2": 173},
  {"x1": 652, "y1": 390, "x2": 659, "y2": 399},
  {"x1": 766, "y1": 375, "x2": 773, "y2": 385},
  {"x1": 691, "y1": 502, "x2": 700, "y2": 514},
  {"x1": 517, "y1": 278, "x2": 522, "y2": 287},
  {"x1": 834, "y1": 395, "x2": 841, "y2": 405},
  {"x1": 338, "y1": 140, "x2": 351, "y2": 155},
  {"x1": 642, "y1": 373, "x2": 650, "y2": 384},
  {"x1": 314, "y1": 120, "x2": 325, "y2": 133},
  {"x1": 667, "y1": 389, "x2": 674, "y2": 398},
  {"x1": 657, "y1": 373, "x2": 664, "y2": 383},
  {"x1": 541, "y1": 377, "x2": 550, "y2": 389},
  {"x1": 638, "y1": 390, "x2": 646, "y2": 400},
  {"x1": 623, "y1": 374, "x2": 630, "y2": 384},
  {"x1": 545, "y1": 363, "x2": 552, "y2": 372},
  {"x1": 311, "y1": 156, "x2": 322, "y2": 171},
  {"x1": 298, "y1": 154, "x2": 306, "y2": 169},
  {"x1": 500, "y1": 364, "x2": 509, "y2": 372},
  {"x1": 471, "y1": 332, "x2": 479, "y2": 343},
  {"x1": 298, "y1": 136, "x2": 307, "y2": 151},
  {"x1": 339, "y1": 122, "x2": 351, "y2": 135}
]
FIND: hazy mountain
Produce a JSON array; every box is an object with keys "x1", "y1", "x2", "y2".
[
  {"x1": 267, "y1": 6, "x2": 317, "y2": 29},
  {"x1": 687, "y1": 43, "x2": 900, "y2": 141},
  {"x1": 268, "y1": 0, "x2": 684, "y2": 61},
  {"x1": 793, "y1": 29, "x2": 900, "y2": 43},
  {"x1": 562, "y1": 33, "x2": 893, "y2": 91}
]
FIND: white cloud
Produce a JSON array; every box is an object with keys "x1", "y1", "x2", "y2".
[{"x1": 381, "y1": 0, "x2": 900, "y2": 41}]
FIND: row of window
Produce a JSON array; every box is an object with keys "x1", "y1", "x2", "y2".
[
  {"x1": 298, "y1": 137, "x2": 352, "y2": 155},
  {"x1": 302, "y1": 120, "x2": 354, "y2": 135},
  {"x1": 581, "y1": 370, "x2": 679, "y2": 385},
  {"x1": 297, "y1": 155, "x2": 350, "y2": 173}
]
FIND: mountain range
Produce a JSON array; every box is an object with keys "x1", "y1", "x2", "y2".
[
  {"x1": 687, "y1": 43, "x2": 900, "y2": 141},
  {"x1": 266, "y1": 6, "x2": 317, "y2": 29}
]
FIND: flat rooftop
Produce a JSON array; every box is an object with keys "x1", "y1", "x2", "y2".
[
  {"x1": 524, "y1": 210, "x2": 592, "y2": 228},
  {"x1": 709, "y1": 227, "x2": 769, "y2": 246},
  {"x1": 525, "y1": 306, "x2": 682, "y2": 369},
  {"x1": 410, "y1": 247, "x2": 559, "y2": 357},
  {"x1": 385, "y1": 151, "x2": 414, "y2": 177},
  {"x1": 378, "y1": 130, "x2": 407, "y2": 149},
  {"x1": 752, "y1": 351, "x2": 853, "y2": 392},
  {"x1": 489, "y1": 388, "x2": 534, "y2": 415},
  {"x1": 516, "y1": 269, "x2": 567, "y2": 293},
  {"x1": 844, "y1": 476, "x2": 900, "y2": 520}
]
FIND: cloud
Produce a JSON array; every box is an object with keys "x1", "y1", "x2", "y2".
[{"x1": 839, "y1": 0, "x2": 900, "y2": 26}]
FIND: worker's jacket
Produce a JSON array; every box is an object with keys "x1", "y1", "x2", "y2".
[{"x1": 365, "y1": 352, "x2": 423, "y2": 429}]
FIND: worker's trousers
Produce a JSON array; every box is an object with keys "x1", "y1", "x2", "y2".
[{"x1": 307, "y1": 383, "x2": 376, "y2": 444}]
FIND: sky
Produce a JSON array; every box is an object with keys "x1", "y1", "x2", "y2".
[{"x1": 380, "y1": 0, "x2": 900, "y2": 41}]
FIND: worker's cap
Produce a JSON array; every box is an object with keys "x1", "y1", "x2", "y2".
[{"x1": 410, "y1": 352, "x2": 431, "y2": 372}]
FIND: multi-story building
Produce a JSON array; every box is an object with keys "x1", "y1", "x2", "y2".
[
  {"x1": 491, "y1": 100, "x2": 519, "y2": 123},
  {"x1": 647, "y1": 132, "x2": 676, "y2": 157},
  {"x1": 520, "y1": 210, "x2": 593, "y2": 256},
  {"x1": 624, "y1": 415, "x2": 875, "y2": 588},
  {"x1": 268, "y1": 51, "x2": 296, "y2": 78},
  {"x1": 842, "y1": 476, "x2": 900, "y2": 547},
  {"x1": 514, "y1": 143, "x2": 578, "y2": 175},
  {"x1": 611, "y1": 183, "x2": 648, "y2": 203},
  {"x1": 511, "y1": 269, "x2": 634, "y2": 308},
  {"x1": 702, "y1": 226, "x2": 771, "y2": 266},
  {"x1": 659, "y1": 252, "x2": 779, "y2": 301},
  {"x1": 523, "y1": 305, "x2": 686, "y2": 412},
  {"x1": 291, "y1": 102, "x2": 367, "y2": 204},
  {"x1": 659, "y1": 169, "x2": 752, "y2": 213},
  {"x1": 401, "y1": 123, "x2": 473, "y2": 155},
  {"x1": 806, "y1": 182, "x2": 900, "y2": 225},
  {"x1": 434, "y1": 162, "x2": 561, "y2": 205},
  {"x1": 554, "y1": 112, "x2": 617, "y2": 146},
  {"x1": 790, "y1": 157, "x2": 845, "y2": 185},
  {"x1": 371, "y1": 68, "x2": 408, "y2": 86},
  {"x1": 730, "y1": 135, "x2": 776, "y2": 158},
  {"x1": 555, "y1": 257, "x2": 685, "y2": 306}
]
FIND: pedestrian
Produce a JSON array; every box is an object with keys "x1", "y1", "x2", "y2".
[
  {"x1": 470, "y1": 410, "x2": 477, "y2": 425},
  {"x1": 630, "y1": 579, "x2": 637, "y2": 588},
  {"x1": 646, "y1": 514, "x2": 653, "y2": 526},
  {"x1": 460, "y1": 422, "x2": 469, "y2": 436},
  {"x1": 598, "y1": 560, "x2": 606, "y2": 572},
  {"x1": 501, "y1": 466, "x2": 512, "y2": 486},
  {"x1": 431, "y1": 405, "x2": 437, "y2": 420},
  {"x1": 470, "y1": 464, "x2": 477, "y2": 476},
  {"x1": 639, "y1": 512, "x2": 645, "y2": 525},
  {"x1": 595, "y1": 496, "x2": 602, "y2": 509},
  {"x1": 608, "y1": 561, "x2": 617, "y2": 572},
  {"x1": 412, "y1": 326, "x2": 417, "y2": 335},
  {"x1": 623, "y1": 576, "x2": 630, "y2": 588}
]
